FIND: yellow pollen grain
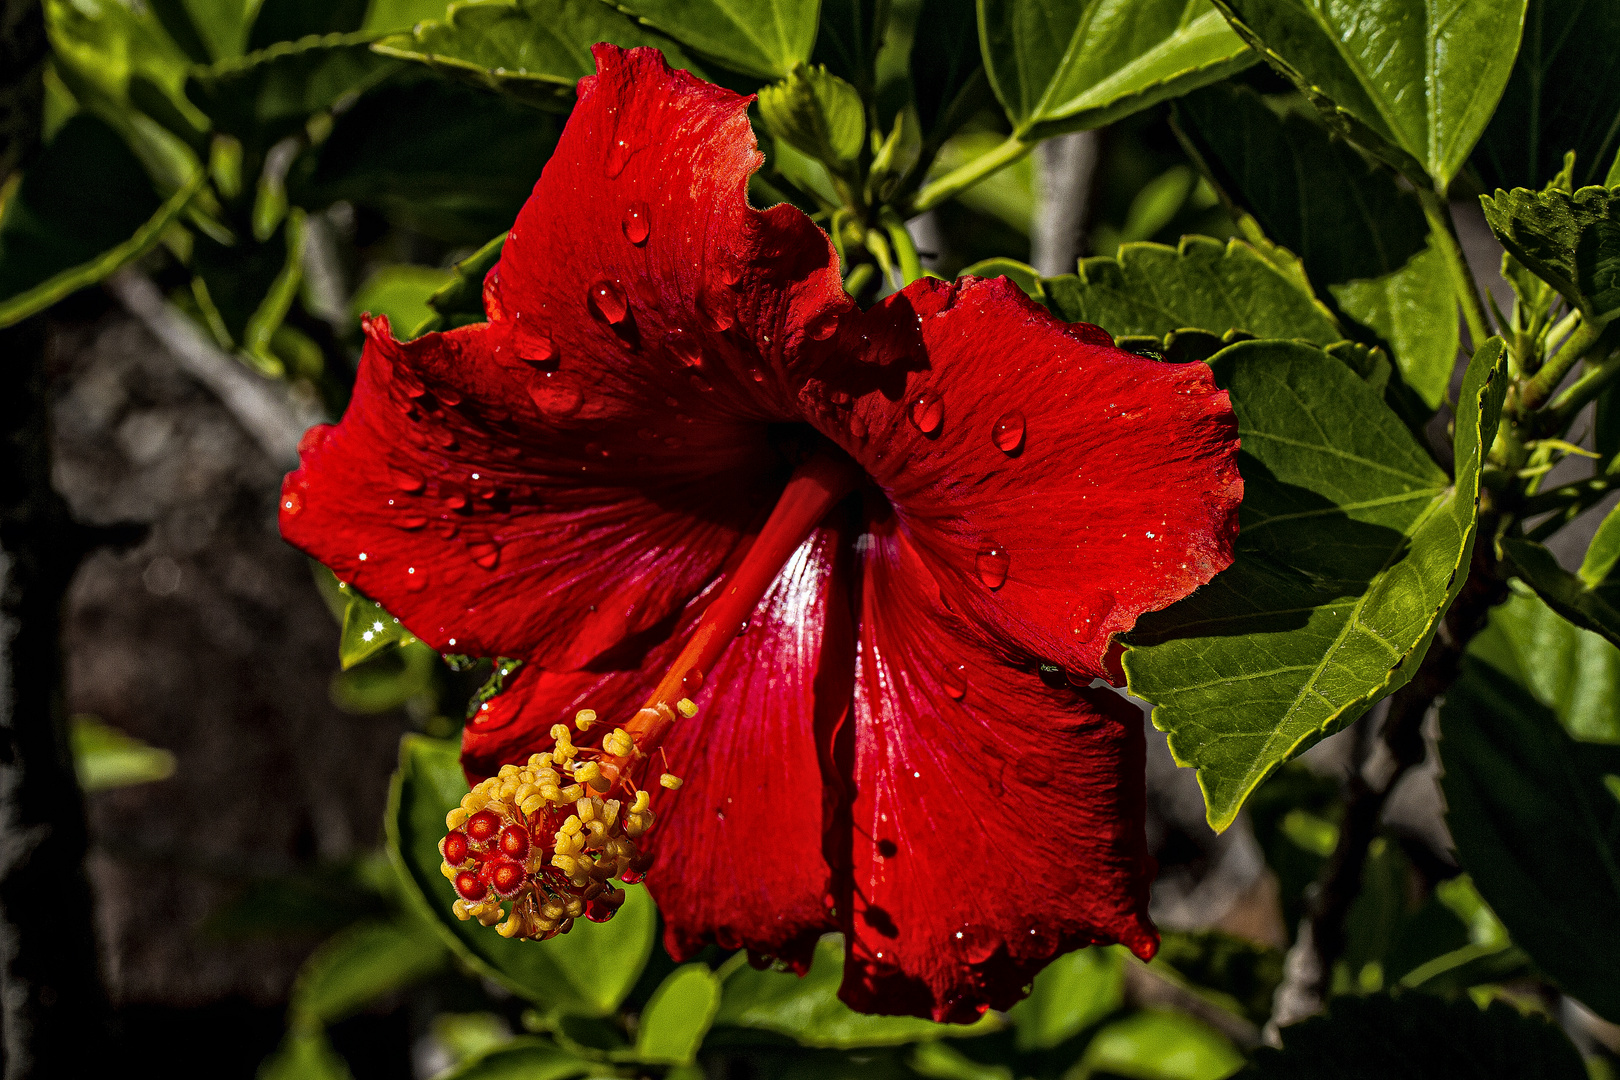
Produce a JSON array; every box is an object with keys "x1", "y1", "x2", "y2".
[
  {"x1": 676, "y1": 698, "x2": 698, "y2": 718},
  {"x1": 659, "y1": 773, "x2": 684, "y2": 790},
  {"x1": 559, "y1": 784, "x2": 584, "y2": 801},
  {"x1": 602, "y1": 729, "x2": 633, "y2": 757},
  {"x1": 575, "y1": 709, "x2": 597, "y2": 730},
  {"x1": 498, "y1": 764, "x2": 519, "y2": 780},
  {"x1": 552, "y1": 853, "x2": 579, "y2": 874},
  {"x1": 573, "y1": 762, "x2": 603, "y2": 788},
  {"x1": 631, "y1": 790, "x2": 651, "y2": 814},
  {"x1": 560, "y1": 814, "x2": 582, "y2": 836},
  {"x1": 446, "y1": 807, "x2": 468, "y2": 829}
]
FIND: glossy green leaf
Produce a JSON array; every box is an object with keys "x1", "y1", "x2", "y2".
[
  {"x1": 636, "y1": 964, "x2": 722, "y2": 1065},
  {"x1": 1242, "y1": 993, "x2": 1585, "y2": 1079},
  {"x1": 1124, "y1": 338, "x2": 1508, "y2": 830},
  {"x1": 1480, "y1": 184, "x2": 1620, "y2": 322},
  {"x1": 290, "y1": 918, "x2": 449, "y2": 1027},
  {"x1": 1174, "y1": 84, "x2": 1457, "y2": 409},
  {"x1": 758, "y1": 64, "x2": 865, "y2": 167},
  {"x1": 363, "y1": 0, "x2": 461, "y2": 34},
  {"x1": 259, "y1": 1030, "x2": 354, "y2": 1080},
  {"x1": 438, "y1": 1038, "x2": 593, "y2": 1080},
  {"x1": 331, "y1": 639, "x2": 437, "y2": 714},
  {"x1": 712, "y1": 937, "x2": 994, "y2": 1048},
  {"x1": 374, "y1": 0, "x2": 707, "y2": 111},
  {"x1": 1439, "y1": 658, "x2": 1620, "y2": 1023},
  {"x1": 1077, "y1": 1009, "x2": 1242, "y2": 1080},
  {"x1": 340, "y1": 591, "x2": 419, "y2": 669},
  {"x1": 1501, "y1": 537, "x2": 1620, "y2": 655},
  {"x1": 1043, "y1": 235, "x2": 1341, "y2": 346},
  {"x1": 70, "y1": 716, "x2": 176, "y2": 792},
  {"x1": 1468, "y1": 588, "x2": 1620, "y2": 744},
  {"x1": 1213, "y1": 0, "x2": 1528, "y2": 192},
  {"x1": 44, "y1": 0, "x2": 208, "y2": 130},
  {"x1": 351, "y1": 264, "x2": 455, "y2": 339},
  {"x1": 387, "y1": 735, "x2": 657, "y2": 1014},
  {"x1": 0, "y1": 114, "x2": 195, "y2": 327},
  {"x1": 979, "y1": 0, "x2": 1253, "y2": 141},
  {"x1": 1475, "y1": 0, "x2": 1620, "y2": 191},
  {"x1": 1006, "y1": 946, "x2": 1124, "y2": 1051},
  {"x1": 608, "y1": 0, "x2": 820, "y2": 81}
]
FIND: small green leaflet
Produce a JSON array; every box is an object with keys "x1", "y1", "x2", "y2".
[
  {"x1": 71, "y1": 716, "x2": 176, "y2": 792},
  {"x1": 340, "y1": 589, "x2": 418, "y2": 669},
  {"x1": 1125, "y1": 338, "x2": 1508, "y2": 830},
  {"x1": 1480, "y1": 183, "x2": 1620, "y2": 322},
  {"x1": 607, "y1": 0, "x2": 821, "y2": 81}
]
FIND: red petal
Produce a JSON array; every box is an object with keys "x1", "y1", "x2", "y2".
[
  {"x1": 461, "y1": 523, "x2": 853, "y2": 968},
  {"x1": 807, "y1": 276, "x2": 1242, "y2": 681},
  {"x1": 280, "y1": 319, "x2": 778, "y2": 665},
  {"x1": 836, "y1": 519, "x2": 1155, "y2": 1022},
  {"x1": 490, "y1": 44, "x2": 855, "y2": 418}
]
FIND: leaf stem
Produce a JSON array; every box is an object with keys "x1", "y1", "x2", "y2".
[
  {"x1": 1526, "y1": 317, "x2": 1617, "y2": 419},
  {"x1": 1520, "y1": 473, "x2": 1620, "y2": 517},
  {"x1": 1417, "y1": 189, "x2": 1492, "y2": 350},
  {"x1": 908, "y1": 134, "x2": 1033, "y2": 214},
  {"x1": 879, "y1": 208, "x2": 924, "y2": 285}
]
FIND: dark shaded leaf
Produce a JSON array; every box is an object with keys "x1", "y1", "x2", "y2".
[
  {"x1": 290, "y1": 917, "x2": 449, "y2": 1027},
  {"x1": 1480, "y1": 183, "x2": 1620, "y2": 321}
]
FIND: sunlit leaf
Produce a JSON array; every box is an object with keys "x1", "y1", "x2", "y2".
[
  {"x1": 1480, "y1": 183, "x2": 1620, "y2": 322},
  {"x1": 636, "y1": 964, "x2": 722, "y2": 1065},
  {"x1": 70, "y1": 716, "x2": 176, "y2": 792},
  {"x1": 607, "y1": 0, "x2": 821, "y2": 81}
]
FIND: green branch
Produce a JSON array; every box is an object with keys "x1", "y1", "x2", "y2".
[
  {"x1": 908, "y1": 134, "x2": 1032, "y2": 215},
  {"x1": 1417, "y1": 189, "x2": 1492, "y2": 351}
]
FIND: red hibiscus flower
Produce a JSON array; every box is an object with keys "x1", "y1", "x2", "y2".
[{"x1": 280, "y1": 45, "x2": 1241, "y2": 1022}]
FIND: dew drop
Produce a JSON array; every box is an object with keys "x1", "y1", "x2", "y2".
[
  {"x1": 942, "y1": 661, "x2": 967, "y2": 700},
  {"x1": 664, "y1": 328, "x2": 702, "y2": 368},
  {"x1": 748, "y1": 367, "x2": 764, "y2": 383},
  {"x1": 529, "y1": 372, "x2": 584, "y2": 418},
  {"x1": 689, "y1": 373, "x2": 713, "y2": 392},
  {"x1": 907, "y1": 391, "x2": 943, "y2": 434},
  {"x1": 587, "y1": 278, "x2": 628, "y2": 325},
  {"x1": 1069, "y1": 591, "x2": 1117, "y2": 642},
  {"x1": 956, "y1": 922, "x2": 997, "y2": 964},
  {"x1": 397, "y1": 515, "x2": 427, "y2": 530},
  {"x1": 389, "y1": 468, "x2": 424, "y2": 493},
  {"x1": 520, "y1": 331, "x2": 556, "y2": 366},
  {"x1": 697, "y1": 292, "x2": 734, "y2": 332},
  {"x1": 442, "y1": 487, "x2": 468, "y2": 511},
  {"x1": 992, "y1": 410, "x2": 1025, "y2": 453},
  {"x1": 396, "y1": 369, "x2": 426, "y2": 398},
  {"x1": 975, "y1": 545, "x2": 1009, "y2": 589},
  {"x1": 435, "y1": 384, "x2": 463, "y2": 407},
  {"x1": 469, "y1": 541, "x2": 500, "y2": 570},
  {"x1": 682, "y1": 668, "x2": 704, "y2": 694},
  {"x1": 281, "y1": 492, "x2": 303, "y2": 515},
  {"x1": 404, "y1": 565, "x2": 427, "y2": 591},
  {"x1": 807, "y1": 311, "x2": 838, "y2": 340},
  {"x1": 621, "y1": 201, "x2": 649, "y2": 244},
  {"x1": 605, "y1": 136, "x2": 634, "y2": 178}
]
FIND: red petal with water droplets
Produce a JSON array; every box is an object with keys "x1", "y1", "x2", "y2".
[
  {"x1": 835, "y1": 518, "x2": 1155, "y2": 1022},
  {"x1": 282, "y1": 45, "x2": 861, "y2": 666},
  {"x1": 460, "y1": 524, "x2": 853, "y2": 969},
  {"x1": 809, "y1": 276, "x2": 1242, "y2": 681}
]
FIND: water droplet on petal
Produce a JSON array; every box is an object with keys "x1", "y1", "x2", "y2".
[
  {"x1": 1069, "y1": 591, "x2": 1117, "y2": 642},
  {"x1": 281, "y1": 492, "x2": 303, "y2": 515},
  {"x1": 748, "y1": 367, "x2": 764, "y2": 383},
  {"x1": 622, "y1": 201, "x2": 649, "y2": 244},
  {"x1": 664, "y1": 328, "x2": 702, "y2": 368},
  {"x1": 907, "y1": 391, "x2": 943, "y2": 434},
  {"x1": 398, "y1": 515, "x2": 427, "y2": 530},
  {"x1": 807, "y1": 311, "x2": 838, "y2": 340},
  {"x1": 396, "y1": 369, "x2": 426, "y2": 398},
  {"x1": 682, "y1": 668, "x2": 704, "y2": 694},
  {"x1": 688, "y1": 374, "x2": 713, "y2": 392},
  {"x1": 697, "y1": 291, "x2": 734, "y2": 332},
  {"x1": 942, "y1": 661, "x2": 967, "y2": 699},
  {"x1": 469, "y1": 541, "x2": 500, "y2": 570},
  {"x1": 956, "y1": 922, "x2": 997, "y2": 964},
  {"x1": 992, "y1": 410, "x2": 1025, "y2": 453},
  {"x1": 435, "y1": 385, "x2": 462, "y2": 407},
  {"x1": 390, "y1": 468, "x2": 424, "y2": 493},
  {"x1": 587, "y1": 278, "x2": 628, "y2": 324},
  {"x1": 404, "y1": 565, "x2": 427, "y2": 591},
  {"x1": 606, "y1": 136, "x2": 634, "y2": 178},
  {"x1": 529, "y1": 372, "x2": 584, "y2": 418},
  {"x1": 521, "y1": 331, "x2": 555, "y2": 365},
  {"x1": 442, "y1": 487, "x2": 468, "y2": 511},
  {"x1": 975, "y1": 545, "x2": 1009, "y2": 589}
]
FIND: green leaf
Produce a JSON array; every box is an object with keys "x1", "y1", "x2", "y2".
[
  {"x1": 1475, "y1": 0, "x2": 1620, "y2": 191},
  {"x1": 1174, "y1": 84, "x2": 1458, "y2": 409},
  {"x1": 1480, "y1": 183, "x2": 1620, "y2": 322},
  {"x1": 910, "y1": 0, "x2": 986, "y2": 137},
  {"x1": 712, "y1": 936, "x2": 994, "y2": 1048},
  {"x1": 290, "y1": 917, "x2": 449, "y2": 1027},
  {"x1": 331, "y1": 639, "x2": 438, "y2": 714},
  {"x1": 259, "y1": 1030, "x2": 355, "y2": 1080},
  {"x1": 340, "y1": 590, "x2": 419, "y2": 668},
  {"x1": 1043, "y1": 235, "x2": 1341, "y2": 345},
  {"x1": 958, "y1": 257, "x2": 1044, "y2": 301},
  {"x1": 978, "y1": 0, "x2": 1253, "y2": 141},
  {"x1": 362, "y1": 0, "x2": 461, "y2": 34},
  {"x1": 1439, "y1": 658, "x2": 1620, "y2": 1023},
  {"x1": 1077, "y1": 1009, "x2": 1243, "y2": 1080},
  {"x1": 247, "y1": 0, "x2": 370, "y2": 51},
  {"x1": 1124, "y1": 338, "x2": 1508, "y2": 830},
  {"x1": 70, "y1": 716, "x2": 176, "y2": 792},
  {"x1": 1501, "y1": 537, "x2": 1620, "y2": 655},
  {"x1": 413, "y1": 232, "x2": 506, "y2": 334},
  {"x1": 1241, "y1": 993, "x2": 1585, "y2": 1079},
  {"x1": 1467, "y1": 588, "x2": 1620, "y2": 744},
  {"x1": 45, "y1": 0, "x2": 209, "y2": 132},
  {"x1": 758, "y1": 64, "x2": 865, "y2": 168},
  {"x1": 437, "y1": 1037, "x2": 594, "y2": 1080},
  {"x1": 607, "y1": 0, "x2": 821, "y2": 81},
  {"x1": 374, "y1": 0, "x2": 708, "y2": 111},
  {"x1": 387, "y1": 735, "x2": 656, "y2": 1015},
  {"x1": 1213, "y1": 0, "x2": 1528, "y2": 192},
  {"x1": 0, "y1": 114, "x2": 199, "y2": 328},
  {"x1": 636, "y1": 964, "x2": 722, "y2": 1065},
  {"x1": 351, "y1": 265, "x2": 455, "y2": 339},
  {"x1": 1006, "y1": 946, "x2": 1124, "y2": 1051}
]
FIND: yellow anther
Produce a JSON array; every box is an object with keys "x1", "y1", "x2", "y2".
[
  {"x1": 660, "y1": 773, "x2": 684, "y2": 790},
  {"x1": 527, "y1": 752, "x2": 548, "y2": 767},
  {"x1": 575, "y1": 708, "x2": 598, "y2": 730},
  {"x1": 476, "y1": 905, "x2": 503, "y2": 927},
  {"x1": 452, "y1": 899, "x2": 473, "y2": 921},
  {"x1": 497, "y1": 912, "x2": 522, "y2": 938},
  {"x1": 573, "y1": 761, "x2": 603, "y2": 788},
  {"x1": 552, "y1": 853, "x2": 579, "y2": 874},
  {"x1": 564, "y1": 897, "x2": 586, "y2": 919},
  {"x1": 631, "y1": 790, "x2": 651, "y2": 814},
  {"x1": 461, "y1": 791, "x2": 487, "y2": 813},
  {"x1": 520, "y1": 794, "x2": 546, "y2": 816},
  {"x1": 625, "y1": 813, "x2": 651, "y2": 839},
  {"x1": 559, "y1": 784, "x2": 584, "y2": 801},
  {"x1": 539, "y1": 784, "x2": 562, "y2": 803},
  {"x1": 498, "y1": 764, "x2": 519, "y2": 780},
  {"x1": 560, "y1": 814, "x2": 582, "y2": 836},
  {"x1": 550, "y1": 723, "x2": 571, "y2": 741},
  {"x1": 588, "y1": 774, "x2": 613, "y2": 793},
  {"x1": 516, "y1": 783, "x2": 537, "y2": 804},
  {"x1": 484, "y1": 800, "x2": 508, "y2": 816},
  {"x1": 446, "y1": 807, "x2": 468, "y2": 830},
  {"x1": 441, "y1": 862, "x2": 459, "y2": 880},
  {"x1": 602, "y1": 728, "x2": 634, "y2": 757},
  {"x1": 600, "y1": 800, "x2": 621, "y2": 828},
  {"x1": 676, "y1": 698, "x2": 698, "y2": 718}
]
